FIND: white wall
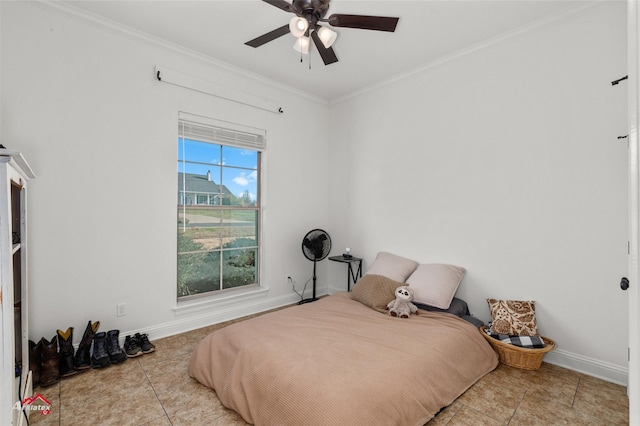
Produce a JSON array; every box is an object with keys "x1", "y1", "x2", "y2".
[
  {"x1": 328, "y1": 3, "x2": 629, "y2": 384},
  {"x1": 0, "y1": 2, "x2": 332, "y2": 342},
  {"x1": 0, "y1": 1, "x2": 630, "y2": 385}
]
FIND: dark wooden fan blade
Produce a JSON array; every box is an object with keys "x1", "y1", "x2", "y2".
[
  {"x1": 245, "y1": 24, "x2": 290, "y2": 48},
  {"x1": 311, "y1": 30, "x2": 338, "y2": 65},
  {"x1": 262, "y1": 0, "x2": 296, "y2": 13},
  {"x1": 328, "y1": 14, "x2": 399, "y2": 32}
]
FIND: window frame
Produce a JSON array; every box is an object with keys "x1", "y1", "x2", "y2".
[{"x1": 177, "y1": 113, "x2": 265, "y2": 301}]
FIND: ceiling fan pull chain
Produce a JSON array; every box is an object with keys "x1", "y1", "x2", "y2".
[{"x1": 300, "y1": 37, "x2": 304, "y2": 63}]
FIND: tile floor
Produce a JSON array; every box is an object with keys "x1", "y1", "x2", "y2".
[{"x1": 28, "y1": 311, "x2": 629, "y2": 426}]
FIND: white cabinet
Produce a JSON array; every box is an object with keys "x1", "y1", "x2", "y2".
[{"x1": 0, "y1": 150, "x2": 35, "y2": 425}]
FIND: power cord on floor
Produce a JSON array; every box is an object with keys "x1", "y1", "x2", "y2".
[{"x1": 290, "y1": 276, "x2": 312, "y2": 302}]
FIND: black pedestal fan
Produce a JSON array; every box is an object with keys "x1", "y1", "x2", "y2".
[{"x1": 300, "y1": 229, "x2": 331, "y2": 304}]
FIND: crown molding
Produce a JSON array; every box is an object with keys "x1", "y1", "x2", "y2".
[
  {"x1": 29, "y1": 0, "x2": 329, "y2": 106},
  {"x1": 330, "y1": 1, "x2": 612, "y2": 105},
  {"x1": 23, "y1": 0, "x2": 614, "y2": 108}
]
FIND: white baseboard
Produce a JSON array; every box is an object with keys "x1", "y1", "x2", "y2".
[
  {"x1": 126, "y1": 292, "x2": 304, "y2": 342},
  {"x1": 544, "y1": 347, "x2": 628, "y2": 387}
]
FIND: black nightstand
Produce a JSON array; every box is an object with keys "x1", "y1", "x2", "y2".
[{"x1": 329, "y1": 255, "x2": 363, "y2": 291}]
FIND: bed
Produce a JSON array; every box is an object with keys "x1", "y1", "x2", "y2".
[{"x1": 189, "y1": 268, "x2": 498, "y2": 425}]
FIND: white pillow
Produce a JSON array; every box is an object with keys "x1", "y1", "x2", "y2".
[
  {"x1": 405, "y1": 264, "x2": 466, "y2": 309},
  {"x1": 365, "y1": 252, "x2": 418, "y2": 282}
]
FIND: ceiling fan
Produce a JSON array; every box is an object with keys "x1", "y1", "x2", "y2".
[{"x1": 245, "y1": 0, "x2": 399, "y2": 66}]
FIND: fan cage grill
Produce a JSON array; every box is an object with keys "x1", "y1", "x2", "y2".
[{"x1": 301, "y1": 229, "x2": 331, "y2": 262}]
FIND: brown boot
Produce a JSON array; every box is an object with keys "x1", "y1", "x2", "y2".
[
  {"x1": 29, "y1": 340, "x2": 42, "y2": 388},
  {"x1": 57, "y1": 327, "x2": 77, "y2": 377},
  {"x1": 39, "y1": 336, "x2": 59, "y2": 387},
  {"x1": 74, "y1": 321, "x2": 99, "y2": 370}
]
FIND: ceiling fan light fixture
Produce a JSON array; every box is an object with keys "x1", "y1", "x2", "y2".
[
  {"x1": 293, "y1": 35, "x2": 310, "y2": 54},
  {"x1": 289, "y1": 16, "x2": 309, "y2": 38},
  {"x1": 317, "y1": 26, "x2": 337, "y2": 48}
]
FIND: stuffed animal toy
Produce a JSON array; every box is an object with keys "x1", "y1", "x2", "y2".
[{"x1": 387, "y1": 286, "x2": 418, "y2": 318}]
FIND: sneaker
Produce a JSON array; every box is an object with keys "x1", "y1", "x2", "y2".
[
  {"x1": 135, "y1": 333, "x2": 155, "y2": 354},
  {"x1": 124, "y1": 335, "x2": 142, "y2": 358}
]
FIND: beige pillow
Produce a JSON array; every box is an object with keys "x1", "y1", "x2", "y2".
[
  {"x1": 351, "y1": 274, "x2": 403, "y2": 313},
  {"x1": 487, "y1": 299, "x2": 539, "y2": 336},
  {"x1": 405, "y1": 264, "x2": 466, "y2": 309},
  {"x1": 365, "y1": 252, "x2": 418, "y2": 282}
]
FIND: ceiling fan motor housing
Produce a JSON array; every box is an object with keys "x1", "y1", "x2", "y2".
[{"x1": 293, "y1": 0, "x2": 330, "y2": 25}]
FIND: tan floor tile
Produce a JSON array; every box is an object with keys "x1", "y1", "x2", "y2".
[
  {"x1": 25, "y1": 410, "x2": 59, "y2": 426},
  {"x1": 139, "y1": 340, "x2": 226, "y2": 420},
  {"x1": 156, "y1": 374, "x2": 222, "y2": 419},
  {"x1": 510, "y1": 390, "x2": 596, "y2": 426},
  {"x1": 455, "y1": 375, "x2": 522, "y2": 423},
  {"x1": 60, "y1": 359, "x2": 147, "y2": 406},
  {"x1": 140, "y1": 414, "x2": 172, "y2": 425},
  {"x1": 143, "y1": 356, "x2": 194, "y2": 396},
  {"x1": 169, "y1": 403, "x2": 249, "y2": 426},
  {"x1": 165, "y1": 383, "x2": 248, "y2": 426},
  {"x1": 137, "y1": 333, "x2": 198, "y2": 369},
  {"x1": 447, "y1": 405, "x2": 504, "y2": 426},
  {"x1": 427, "y1": 400, "x2": 463, "y2": 425},
  {"x1": 521, "y1": 377, "x2": 578, "y2": 408},
  {"x1": 573, "y1": 377, "x2": 629, "y2": 425},
  {"x1": 60, "y1": 377, "x2": 165, "y2": 426},
  {"x1": 537, "y1": 362, "x2": 583, "y2": 378}
]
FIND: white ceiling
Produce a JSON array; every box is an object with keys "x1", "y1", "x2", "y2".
[{"x1": 60, "y1": 0, "x2": 598, "y2": 102}]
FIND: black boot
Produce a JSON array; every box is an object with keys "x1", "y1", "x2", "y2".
[
  {"x1": 57, "y1": 327, "x2": 77, "y2": 377},
  {"x1": 106, "y1": 330, "x2": 127, "y2": 364},
  {"x1": 91, "y1": 332, "x2": 111, "y2": 369},
  {"x1": 75, "y1": 321, "x2": 99, "y2": 370},
  {"x1": 29, "y1": 340, "x2": 42, "y2": 388},
  {"x1": 39, "y1": 336, "x2": 59, "y2": 387}
]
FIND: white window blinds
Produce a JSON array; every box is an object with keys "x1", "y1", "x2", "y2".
[{"x1": 178, "y1": 112, "x2": 266, "y2": 151}]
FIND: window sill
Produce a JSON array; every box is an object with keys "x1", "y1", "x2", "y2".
[{"x1": 173, "y1": 285, "x2": 269, "y2": 316}]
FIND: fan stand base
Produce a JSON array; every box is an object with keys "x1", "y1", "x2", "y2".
[{"x1": 298, "y1": 297, "x2": 317, "y2": 304}]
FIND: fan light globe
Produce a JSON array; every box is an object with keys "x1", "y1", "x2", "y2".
[
  {"x1": 293, "y1": 36, "x2": 310, "y2": 54},
  {"x1": 289, "y1": 16, "x2": 309, "y2": 38},
  {"x1": 317, "y1": 26, "x2": 337, "y2": 48}
]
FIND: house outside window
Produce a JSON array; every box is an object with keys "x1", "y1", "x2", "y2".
[{"x1": 177, "y1": 113, "x2": 264, "y2": 299}]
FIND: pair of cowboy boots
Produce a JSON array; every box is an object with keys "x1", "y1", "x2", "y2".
[
  {"x1": 28, "y1": 321, "x2": 100, "y2": 386},
  {"x1": 29, "y1": 335, "x2": 60, "y2": 387}
]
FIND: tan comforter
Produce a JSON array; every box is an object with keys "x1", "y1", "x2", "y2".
[{"x1": 189, "y1": 292, "x2": 498, "y2": 426}]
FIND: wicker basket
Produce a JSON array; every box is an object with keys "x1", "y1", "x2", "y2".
[{"x1": 479, "y1": 326, "x2": 555, "y2": 370}]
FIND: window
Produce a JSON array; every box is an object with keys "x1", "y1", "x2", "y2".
[{"x1": 177, "y1": 113, "x2": 264, "y2": 299}]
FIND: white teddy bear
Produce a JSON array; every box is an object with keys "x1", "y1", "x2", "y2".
[{"x1": 387, "y1": 286, "x2": 418, "y2": 318}]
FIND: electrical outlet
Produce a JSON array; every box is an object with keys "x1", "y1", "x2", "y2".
[{"x1": 116, "y1": 303, "x2": 126, "y2": 317}]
